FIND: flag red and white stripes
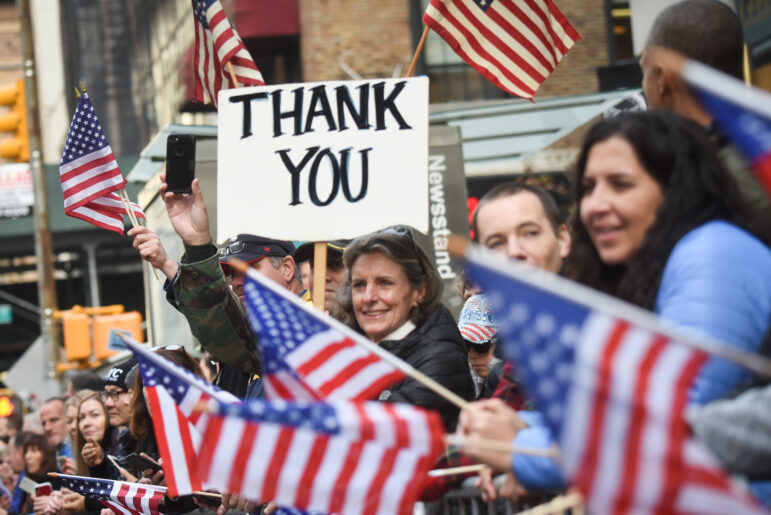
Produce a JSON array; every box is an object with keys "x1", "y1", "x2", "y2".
[
  {"x1": 199, "y1": 399, "x2": 445, "y2": 515},
  {"x1": 560, "y1": 314, "x2": 763, "y2": 514},
  {"x1": 265, "y1": 328, "x2": 407, "y2": 402},
  {"x1": 192, "y1": 0, "x2": 264, "y2": 105},
  {"x1": 423, "y1": 0, "x2": 580, "y2": 99}
]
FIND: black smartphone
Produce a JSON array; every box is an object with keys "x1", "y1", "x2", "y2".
[
  {"x1": 165, "y1": 134, "x2": 196, "y2": 194},
  {"x1": 123, "y1": 453, "x2": 162, "y2": 473}
]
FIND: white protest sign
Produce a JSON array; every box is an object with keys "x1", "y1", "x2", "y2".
[{"x1": 217, "y1": 77, "x2": 428, "y2": 242}]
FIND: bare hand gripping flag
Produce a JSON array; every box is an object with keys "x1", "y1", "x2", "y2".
[
  {"x1": 59, "y1": 93, "x2": 144, "y2": 234},
  {"x1": 243, "y1": 271, "x2": 406, "y2": 401},
  {"x1": 423, "y1": 0, "x2": 580, "y2": 99},
  {"x1": 192, "y1": 0, "x2": 265, "y2": 105},
  {"x1": 199, "y1": 398, "x2": 444, "y2": 515},
  {"x1": 464, "y1": 249, "x2": 764, "y2": 514}
]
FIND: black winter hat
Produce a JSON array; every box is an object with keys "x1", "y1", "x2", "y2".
[{"x1": 103, "y1": 357, "x2": 137, "y2": 391}]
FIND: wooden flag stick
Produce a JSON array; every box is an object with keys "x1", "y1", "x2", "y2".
[
  {"x1": 312, "y1": 242, "x2": 327, "y2": 310},
  {"x1": 406, "y1": 26, "x2": 430, "y2": 78},
  {"x1": 226, "y1": 62, "x2": 239, "y2": 87},
  {"x1": 118, "y1": 189, "x2": 160, "y2": 281},
  {"x1": 227, "y1": 257, "x2": 471, "y2": 410},
  {"x1": 428, "y1": 464, "x2": 488, "y2": 477},
  {"x1": 192, "y1": 491, "x2": 222, "y2": 499}
]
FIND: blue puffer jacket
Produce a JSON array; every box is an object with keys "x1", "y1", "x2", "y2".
[{"x1": 511, "y1": 221, "x2": 771, "y2": 493}]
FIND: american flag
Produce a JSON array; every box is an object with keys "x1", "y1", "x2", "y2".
[
  {"x1": 681, "y1": 57, "x2": 771, "y2": 199},
  {"x1": 192, "y1": 0, "x2": 265, "y2": 105},
  {"x1": 243, "y1": 271, "x2": 406, "y2": 401},
  {"x1": 57, "y1": 474, "x2": 165, "y2": 515},
  {"x1": 423, "y1": 0, "x2": 580, "y2": 100},
  {"x1": 59, "y1": 93, "x2": 144, "y2": 234},
  {"x1": 122, "y1": 336, "x2": 240, "y2": 497},
  {"x1": 199, "y1": 398, "x2": 445, "y2": 515},
  {"x1": 464, "y1": 251, "x2": 765, "y2": 514}
]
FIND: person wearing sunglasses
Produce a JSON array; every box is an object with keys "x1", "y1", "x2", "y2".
[
  {"x1": 340, "y1": 226, "x2": 475, "y2": 431},
  {"x1": 458, "y1": 295, "x2": 502, "y2": 399}
]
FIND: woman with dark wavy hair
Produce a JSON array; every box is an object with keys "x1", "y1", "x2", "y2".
[
  {"x1": 457, "y1": 110, "x2": 771, "y2": 502},
  {"x1": 564, "y1": 109, "x2": 771, "y2": 404},
  {"x1": 341, "y1": 227, "x2": 475, "y2": 430}
]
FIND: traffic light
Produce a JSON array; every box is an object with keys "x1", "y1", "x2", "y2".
[
  {"x1": 61, "y1": 310, "x2": 91, "y2": 362},
  {"x1": 92, "y1": 311, "x2": 142, "y2": 360},
  {"x1": 0, "y1": 79, "x2": 28, "y2": 162}
]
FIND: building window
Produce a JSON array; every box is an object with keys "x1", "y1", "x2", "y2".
[{"x1": 606, "y1": 0, "x2": 633, "y2": 63}]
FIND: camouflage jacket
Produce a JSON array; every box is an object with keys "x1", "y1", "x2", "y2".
[{"x1": 165, "y1": 243, "x2": 261, "y2": 374}]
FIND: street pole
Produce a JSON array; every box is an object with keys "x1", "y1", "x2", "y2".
[{"x1": 18, "y1": 0, "x2": 60, "y2": 393}]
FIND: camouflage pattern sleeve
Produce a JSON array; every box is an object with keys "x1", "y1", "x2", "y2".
[{"x1": 166, "y1": 250, "x2": 261, "y2": 374}]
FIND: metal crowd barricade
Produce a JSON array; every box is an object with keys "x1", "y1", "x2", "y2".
[{"x1": 413, "y1": 476, "x2": 585, "y2": 515}]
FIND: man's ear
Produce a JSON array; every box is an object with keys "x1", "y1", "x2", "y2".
[{"x1": 283, "y1": 256, "x2": 296, "y2": 283}]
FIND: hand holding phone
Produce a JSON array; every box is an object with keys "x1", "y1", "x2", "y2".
[{"x1": 123, "y1": 453, "x2": 162, "y2": 474}]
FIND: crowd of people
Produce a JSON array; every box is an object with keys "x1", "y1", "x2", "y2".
[{"x1": 1, "y1": 0, "x2": 769, "y2": 513}]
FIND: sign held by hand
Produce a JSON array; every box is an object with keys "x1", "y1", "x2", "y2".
[{"x1": 217, "y1": 77, "x2": 429, "y2": 241}]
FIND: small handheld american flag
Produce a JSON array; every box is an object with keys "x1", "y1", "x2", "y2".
[
  {"x1": 243, "y1": 272, "x2": 406, "y2": 401},
  {"x1": 199, "y1": 397, "x2": 445, "y2": 515},
  {"x1": 464, "y1": 248, "x2": 765, "y2": 514},
  {"x1": 59, "y1": 92, "x2": 144, "y2": 234},
  {"x1": 57, "y1": 474, "x2": 165, "y2": 515}
]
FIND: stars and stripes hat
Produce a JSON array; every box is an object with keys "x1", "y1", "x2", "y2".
[{"x1": 458, "y1": 294, "x2": 497, "y2": 345}]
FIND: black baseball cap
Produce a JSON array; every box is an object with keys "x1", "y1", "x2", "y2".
[
  {"x1": 294, "y1": 240, "x2": 350, "y2": 265},
  {"x1": 219, "y1": 234, "x2": 296, "y2": 274}
]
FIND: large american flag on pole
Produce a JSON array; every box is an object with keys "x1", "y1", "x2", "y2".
[
  {"x1": 57, "y1": 474, "x2": 165, "y2": 515},
  {"x1": 243, "y1": 271, "x2": 406, "y2": 401},
  {"x1": 199, "y1": 398, "x2": 445, "y2": 515},
  {"x1": 423, "y1": 0, "x2": 580, "y2": 100},
  {"x1": 192, "y1": 0, "x2": 265, "y2": 105},
  {"x1": 59, "y1": 93, "x2": 144, "y2": 234},
  {"x1": 121, "y1": 335, "x2": 240, "y2": 497},
  {"x1": 464, "y1": 250, "x2": 765, "y2": 514}
]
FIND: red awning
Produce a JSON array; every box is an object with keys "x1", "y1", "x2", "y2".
[{"x1": 232, "y1": 0, "x2": 299, "y2": 39}]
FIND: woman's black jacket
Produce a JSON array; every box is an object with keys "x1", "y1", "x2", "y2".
[{"x1": 378, "y1": 304, "x2": 475, "y2": 431}]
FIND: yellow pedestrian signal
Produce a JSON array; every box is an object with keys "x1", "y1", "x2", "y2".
[
  {"x1": 0, "y1": 79, "x2": 28, "y2": 162},
  {"x1": 54, "y1": 305, "x2": 145, "y2": 368}
]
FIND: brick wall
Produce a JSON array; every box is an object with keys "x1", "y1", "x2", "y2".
[
  {"x1": 535, "y1": 0, "x2": 610, "y2": 98},
  {"x1": 297, "y1": 0, "x2": 414, "y2": 82}
]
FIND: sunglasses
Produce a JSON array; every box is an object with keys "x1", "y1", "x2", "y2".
[
  {"x1": 465, "y1": 339, "x2": 494, "y2": 354},
  {"x1": 378, "y1": 226, "x2": 427, "y2": 273},
  {"x1": 219, "y1": 240, "x2": 293, "y2": 258}
]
